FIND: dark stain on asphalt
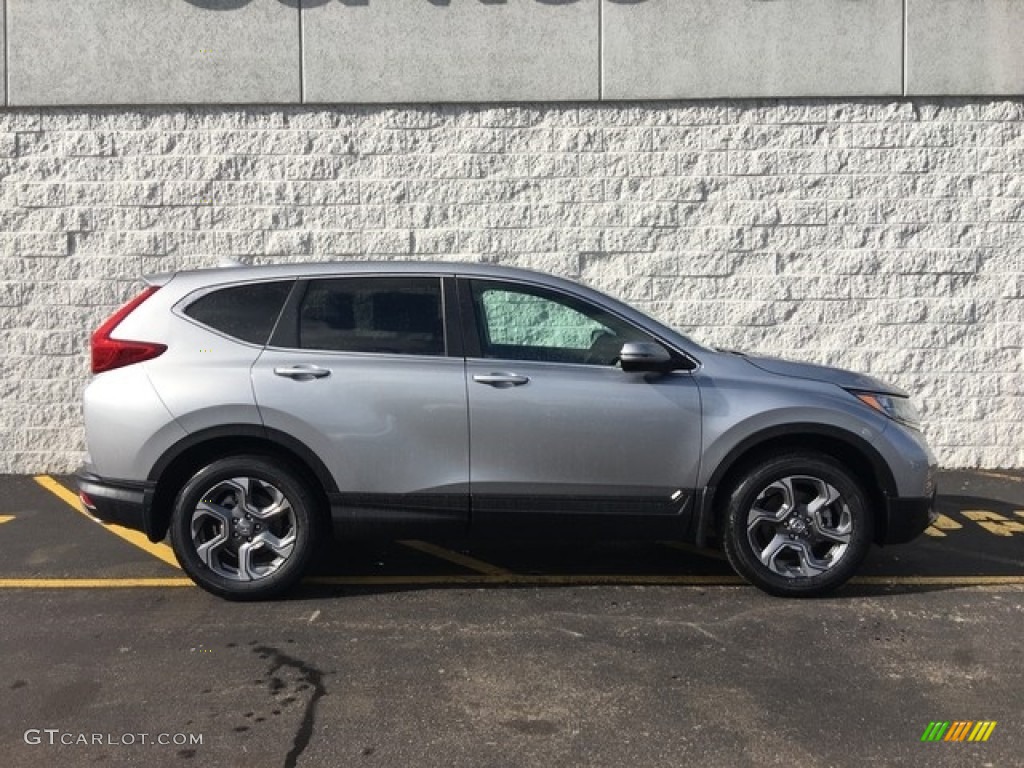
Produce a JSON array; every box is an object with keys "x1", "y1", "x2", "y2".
[
  {"x1": 11, "y1": 680, "x2": 27, "y2": 689},
  {"x1": 252, "y1": 644, "x2": 327, "y2": 768}
]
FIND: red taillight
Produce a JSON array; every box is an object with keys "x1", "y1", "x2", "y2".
[{"x1": 91, "y1": 286, "x2": 167, "y2": 374}]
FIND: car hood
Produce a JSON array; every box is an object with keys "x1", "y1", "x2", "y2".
[{"x1": 735, "y1": 352, "x2": 908, "y2": 396}]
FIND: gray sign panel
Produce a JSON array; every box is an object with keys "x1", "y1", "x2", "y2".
[
  {"x1": 303, "y1": 0, "x2": 599, "y2": 103},
  {"x1": 8, "y1": 0, "x2": 299, "y2": 105},
  {"x1": 907, "y1": 0, "x2": 1024, "y2": 95},
  {"x1": 603, "y1": 0, "x2": 902, "y2": 99}
]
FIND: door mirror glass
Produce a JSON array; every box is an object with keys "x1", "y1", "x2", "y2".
[{"x1": 619, "y1": 341, "x2": 672, "y2": 372}]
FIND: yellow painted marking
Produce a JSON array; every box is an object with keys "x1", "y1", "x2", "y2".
[
  {"x1": 33, "y1": 476, "x2": 180, "y2": 570},
  {"x1": 962, "y1": 509, "x2": 1024, "y2": 537},
  {"x1": 307, "y1": 574, "x2": 1024, "y2": 588},
  {"x1": 980, "y1": 721, "x2": 997, "y2": 741},
  {"x1": 0, "y1": 515, "x2": 15, "y2": 525},
  {"x1": 0, "y1": 574, "x2": 1022, "y2": 590},
  {"x1": 398, "y1": 540, "x2": 511, "y2": 575},
  {"x1": 0, "y1": 578, "x2": 193, "y2": 588},
  {"x1": 851, "y1": 575, "x2": 1024, "y2": 587},
  {"x1": 924, "y1": 513, "x2": 963, "y2": 537},
  {"x1": 303, "y1": 577, "x2": 745, "y2": 589}
]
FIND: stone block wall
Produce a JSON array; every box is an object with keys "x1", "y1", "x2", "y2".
[{"x1": 1, "y1": 99, "x2": 1021, "y2": 471}]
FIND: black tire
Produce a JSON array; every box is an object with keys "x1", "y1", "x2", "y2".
[
  {"x1": 721, "y1": 454, "x2": 874, "y2": 597},
  {"x1": 169, "y1": 455, "x2": 323, "y2": 601}
]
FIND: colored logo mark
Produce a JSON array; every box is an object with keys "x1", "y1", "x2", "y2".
[{"x1": 921, "y1": 721, "x2": 997, "y2": 742}]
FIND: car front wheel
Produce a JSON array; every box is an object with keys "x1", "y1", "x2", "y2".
[
  {"x1": 721, "y1": 454, "x2": 874, "y2": 597},
  {"x1": 169, "y1": 456, "x2": 322, "y2": 600}
]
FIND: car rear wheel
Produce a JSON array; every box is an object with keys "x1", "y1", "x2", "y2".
[
  {"x1": 169, "y1": 456, "x2": 322, "y2": 600},
  {"x1": 721, "y1": 454, "x2": 873, "y2": 597}
]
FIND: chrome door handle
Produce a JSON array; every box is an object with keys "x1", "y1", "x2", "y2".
[
  {"x1": 473, "y1": 373, "x2": 530, "y2": 387},
  {"x1": 273, "y1": 365, "x2": 331, "y2": 380}
]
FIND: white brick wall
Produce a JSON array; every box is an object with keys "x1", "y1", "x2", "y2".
[{"x1": 1, "y1": 101, "x2": 1021, "y2": 472}]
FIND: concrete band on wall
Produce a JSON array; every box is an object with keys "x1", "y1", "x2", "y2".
[
  {"x1": 0, "y1": 100, "x2": 1021, "y2": 472},
  {"x1": 4, "y1": 0, "x2": 1024, "y2": 105}
]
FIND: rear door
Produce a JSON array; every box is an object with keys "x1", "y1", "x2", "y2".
[
  {"x1": 460, "y1": 277, "x2": 702, "y2": 536},
  {"x1": 251, "y1": 274, "x2": 469, "y2": 532}
]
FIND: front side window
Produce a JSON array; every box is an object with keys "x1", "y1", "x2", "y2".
[
  {"x1": 298, "y1": 277, "x2": 444, "y2": 356},
  {"x1": 469, "y1": 280, "x2": 654, "y2": 366}
]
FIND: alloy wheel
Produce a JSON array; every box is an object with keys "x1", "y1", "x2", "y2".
[
  {"x1": 190, "y1": 476, "x2": 297, "y2": 582},
  {"x1": 745, "y1": 475, "x2": 853, "y2": 579}
]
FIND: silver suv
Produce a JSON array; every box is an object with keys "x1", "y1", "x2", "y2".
[{"x1": 77, "y1": 262, "x2": 936, "y2": 600}]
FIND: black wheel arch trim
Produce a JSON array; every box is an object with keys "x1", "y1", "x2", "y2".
[
  {"x1": 692, "y1": 423, "x2": 898, "y2": 548},
  {"x1": 143, "y1": 425, "x2": 338, "y2": 542},
  {"x1": 147, "y1": 424, "x2": 339, "y2": 493}
]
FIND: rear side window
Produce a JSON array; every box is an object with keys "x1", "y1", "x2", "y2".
[
  {"x1": 184, "y1": 281, "x2": 292, "y2": 345},
  {"x1": 299, "y1": 277, "x2": 444, "y2": 356}
]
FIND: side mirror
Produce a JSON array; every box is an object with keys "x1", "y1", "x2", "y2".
[{"x1": 619, "y1": 341, "x2": 673, "y2": 372}]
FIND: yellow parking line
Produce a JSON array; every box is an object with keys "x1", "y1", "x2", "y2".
[
  {"x1": 33, "y1": 475, "x2": 180, "y2": 570},
  {"x1": 398, "y1": 540, "x2": 511, "y2": 575},
  {"x1": 310, "y1": 573, "x2": 742, "y2": 586},
  {"x1": 0, "y1": 574, "x2": 1022, "y2": 590},
  {"x1": 0, "y1": 578, "x2": 194, "y2": 588},
  {"x1": 0, "y1": 515, "x2": 15, "y2": 525},
  {"x1": 850, "y1": 575, "x2": 1024, "y2": 587},
  {"x1": 310, "y1": 574, "x2": 1024, "y2": 588}
]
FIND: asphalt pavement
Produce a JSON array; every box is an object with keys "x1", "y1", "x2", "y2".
[{"x1": 0, "y1": 470, "x2": 1021, "y2": 767}]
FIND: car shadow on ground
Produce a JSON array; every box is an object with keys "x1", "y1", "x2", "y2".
[{"x1": 290, "y1": 486, "x2": 1024, "y2": 601}]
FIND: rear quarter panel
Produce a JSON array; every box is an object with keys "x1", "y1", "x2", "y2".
[{"x1": 83, "y1": 366, "x2": 188, "y2": 481}]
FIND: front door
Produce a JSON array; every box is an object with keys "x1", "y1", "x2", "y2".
[{"x1": 460, "y1": 278, "x2": 702, "y2": 537}]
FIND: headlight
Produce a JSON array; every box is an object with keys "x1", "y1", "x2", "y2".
[{"x1": 850, "y1": 391, "x2": 922, "y2": 430}]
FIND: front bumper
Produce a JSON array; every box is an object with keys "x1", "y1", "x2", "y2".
[
  {"x1": 76, "y1": 471, "x2": 155, "y2": 538},
  {"x1": 882, "y1": 491, "x2": 937, "y2": 544}
]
